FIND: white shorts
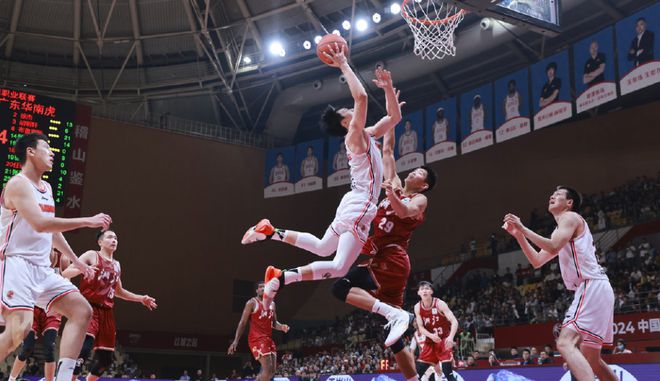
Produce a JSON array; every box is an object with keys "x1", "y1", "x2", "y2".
[
  {"x1": 0, "y1": 256, "x2": 78, "y2": 313},
  {"x1": 330, "y1": 191, "x2": 377, "y2": 243},
  {"x1": 562, "y1": 279, "x2": 614, "y2": 348}
]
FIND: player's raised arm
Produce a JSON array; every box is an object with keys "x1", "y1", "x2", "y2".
[
  {"x1": 366, "y1": 69, "x2": 404, "y2": 138},
  {"x1": 4, "y1": 177, "x2": 111, "y2": 233},
  {"x1": 228, "y1": 299, "x2": 256, "y2": 354},
  {"x1": 323, "y1": 44, "x2": 368, "y2": 154},
  {"x1": 505, "y1": 212, "x2": 579, "y2": 254},
  {"x1": 502, "y1": 216, "x2": 558, "y2": 269},
  {"x1": 60, "y1": 250, "x2": 96, "y2": 279}
]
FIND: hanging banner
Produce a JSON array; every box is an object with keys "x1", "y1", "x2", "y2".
[
  {"x1": 573, "y1": 27, "x2": 618, "y2": 113},
  {"x1": 531, "y1": 50, "x2": 573, "y2": 129},
  {"x1": 424, "y1": 98, "x2": 457, "y2": 163},
  {"x1": 294, "y1": 139, "x2": 324, "y2": 193},
  {"x1": 460, "y1": 83, "x2": 493, "y2": 154},
  {"x1": 494, "y1": 68, "x2": 531, "y2": 142},
  {"x1": 394, "y1": 110, "x2": 424, "y2": 172},
  {"x1": 264, "y1": 146, "x2": 295, "y2": 198},
  {"x1": 327, "y1": 137, "x2": 350, "y2": 188}
]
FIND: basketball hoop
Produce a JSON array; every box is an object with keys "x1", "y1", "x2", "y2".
[{"x1": 401, "y1": 0, "x2": 466, "y2": 60}]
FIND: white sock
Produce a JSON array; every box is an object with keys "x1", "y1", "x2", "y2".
[
  {"x1": 372, "y1": 300, "x2": 397, "y2": 318},
  {"x1": 283, "y1": 269, "x2": 302, "y2": 285},
  {"x1": 9, "y1": 376, "x2": 17, "y2": 381},
  {"x1": 54, "y1": 358, "x2": 77, "y2": 381}
]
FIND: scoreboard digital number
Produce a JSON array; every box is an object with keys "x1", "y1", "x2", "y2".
[{"x1": 0, "y1": 88, "x2": 76, "y2": 205}]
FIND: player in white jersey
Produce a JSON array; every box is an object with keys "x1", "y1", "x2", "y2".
[
  {"x1": 269, "y1": 153, "x2": 290, "y2": 184},
  {"x1": 502, "y1": 186, "x2": 616, "y2": 381},
  {"x1": 300, "y1": 146, "x2": 319, "y2": 178},
  {"x1": 504, "y1": 80, "x2": 521, "y2": 120},
  {"x1": 432, "y1": 108, "x2": 448, "y2": 144},
  {"x1": 333, "y1": 143, "x2": 349, "y2": 171},
  {"x1": 398, "y1": 120, "x2": 418, "y2": 156},
  {"x1": 0, "y1": 133, "x2": 112, "y2": 381},
  {"x1": 469, "y1": 95, "x2": 484, "y2": 133},
  {"x1": 242, "y1": 47, "x2": 402, "y2": 323}
]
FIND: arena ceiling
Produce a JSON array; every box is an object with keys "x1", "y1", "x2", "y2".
[{"x1": 0, "y1": 0, "x2": 651, "y2": 142}]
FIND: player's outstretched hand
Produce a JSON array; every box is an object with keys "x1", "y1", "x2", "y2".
[
  {"x1": 395, "y1": 89, "x2": 406, "y2": 110},
  {"x1": 502, "y1": 213, "x2": 524, "y2": 238},
  {"x1": 322, "y1": 43, "x2": 348, "y2": 68},
  {"x1": 87, "y1": 213, "x2": 112, "y2": 230},
  {"x1": 141, "y1": 295, "x2": 158, "y2": 310},
  {"x1": 382, "y1": 180, "x2": 394, "y2": 197},
  {"x1": 428, "y1": 333, "x2": 442, "y2": 343},
  {"x1": 228, "y1": 340, "x2": 238, "y2": 355},
  {"x1": 372, "y1": 68, "x2": 393, "y2": 89},
  {"x1": 73, "y1": 259, "x2": 96, "y2": 280},
  {"x1": 281, "y1": 324, "x2": 290, "y2": 333},
  {"x1": 444, "y1": 338, "x2": 455, "y2": 349}
]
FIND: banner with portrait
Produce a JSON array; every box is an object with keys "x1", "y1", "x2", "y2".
[
  {"x1": 573, "y1": 27, "x2": 618, "y2": 113},
  {"x1": 394, "y1": 110, "x2": 424, "y2": 173},
  {"x1": 615, "y1": 3, "x2": 659, "y2": 95},
  {"x1": 264, "y1": 146, "x2": 295, "y2": 198},
  {"x1": 327, "y1": 137, "x2": 350, "y2": 188},
  {"x1": 531, "y1": 50, "x2": 573, "y2": 129},
  {"x1": 460, "y1": 83, "x2": 494, "y2": 154},
  {"x1": 494, "y1": 68, "x2": 531, "y2": 143},
  {"x1": 424, "y1": 98, "x2": 457, "y2": 163},
  {"x1": 294, "y1": 139, "x2": 324, "y2": 194}
]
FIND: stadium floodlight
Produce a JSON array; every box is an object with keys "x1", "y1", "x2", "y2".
[
  {"x1": 390, "y1": 3, "x2": 401, "y2": 14},
  {"x1": 269, "y1": 41, "x2": 286, "y2": 57},
  {"x1": 342, "y1": 20, "x2": 351, "y2": 30},
  {"x1": 372, "y1": 13, "x2": 382, "y2": 23},
  {"x1": 356, "y1": 19, "x2": 368, "y2": 32}
]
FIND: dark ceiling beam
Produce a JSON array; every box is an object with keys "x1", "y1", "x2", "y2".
[
  {"x1": 73, "y1": 0, "x2": 81, "y2": 65},
  {"x1": 128, "y1": 0, "x2": 145, "y2": 64},
  {"x1": 4, "y1": 0, "x2": 24, "y2": 59},
  {"x1": 236, "y1": 0, "x2": 264, "y2": 52},
  {"x1": 296, "y1": 0, "x2": 327, "y2": 34},
  {"x1": 588, "y1": 0, "x2": 623, "y2": 20},
  {"x1": 181, "y1": 0, "x2": 205, "y2": 57}
]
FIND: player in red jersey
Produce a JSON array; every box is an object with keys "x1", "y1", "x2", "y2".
[
  {"x1": 228, "y1": 282, "x2": 290, "y2": 381},
  {"x1": 329, "y1": 109, "x2": 436, "y2": 381},
  {"x1": 8, "y1": 249, "x2": 70, "y2": 381},
  {"x1": 61, "y1": 230, "x2": 157, "y2": 381},
  {"x1": 414, "y1": 281, "x2": 458, "y2": 381}
]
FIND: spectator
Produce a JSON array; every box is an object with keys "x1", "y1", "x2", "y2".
[
  {"x1": 521, "y1": 349, "x2": 534, "y2": 366},
  {"x1": 530, "y1": 347, "x2": 539, "y2": 360},
  {"x1": 490, "y1": 233, "x2": 498, "y2": 256},
  {"x1": 229, "y1": 370, "x2": 240, "y2": 379},
  {"x1": 510, "y1": 347, "x2": 519, "y2": 359},
  {"x1": 613, "y1": 339, "x2": 633, "y2": 354},
  {"x1": 538, "y1": 351, "x2": 552, "y2": 365},
  {"x1": 544, "y1": 344, "x2": 555, "y2": 357},
  {"x1": 488, "y1": 352, "x2": 499, "y2": 367},
  {"x1": 180, "y1": 371, "x2": 191, "y2": 381},
  {"x1": 470, "y1": 239, "x2": 477, "y2": 258},
  {"x1": 466, "y1": 356, "x2": 477, "y2": 367},
  {"x1": 194, "y1": 369, "x2": 204, "y2": 381}
]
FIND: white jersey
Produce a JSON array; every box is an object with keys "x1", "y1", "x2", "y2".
[
  {"x1": 557, "y1": 217, "x2": 608, "y2": 291},
  {"x1": 301, "y1": 157, "x2": 318, "y2": 177},
  {"x1": 0, "y1": 174, "x2": 54, "y2": 267},
  {"x1": 470, "y1": 106, "x2": 484, "y2": 133},
  {"x1": 334, "y1": 152, "x2": 348, "y2": 170},
  {"x1": 270, "y1": 165, "x2": 288, "y2": 183},
  {"x1": 433, "y1": 119, "x2": 448, "y2": 143},
  {"x1": 399, "y1": 131, "x2": 418, "y2": 156},
  {"x1": 505, "y1": 93, "x2": 520, "y2": 120},
  {"x1": 347, "y1": 134, "x2": 383, "y2": 200}
]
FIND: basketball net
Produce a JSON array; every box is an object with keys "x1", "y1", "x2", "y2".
[{"x1": 401, "y1": 0, "x2": 466, "y2": 60}]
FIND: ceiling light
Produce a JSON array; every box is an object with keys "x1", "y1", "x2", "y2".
[
  {"x1": 243, "y1": 56, "x2": 252, "y2": 64},
  {"x1": 303, "y1": 40, "x2": 312, "y2": 50},
  {"x1": 269, "y1": 41, "x2": 285, "y2": 57},
  {"x1": 356, "y1": 19, "x2": 368, "y2": 32},
  {"x1": 314, "y1": 35, "x2": 322, "y2": 44},
  {"x1": 342, "y1": 20, "x2": 351, "y2": 30},
  {"x1": 390, "y1": 3, "x2": 401, "y2": 14},
  {"x1": 332, "y1": 29, "x2": 341, "y2": 36},
  {"x1": 372, "y1": 13, "x2": 381, "y2": 23}
]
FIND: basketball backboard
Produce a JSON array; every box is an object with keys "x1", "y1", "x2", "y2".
[{"x1": 454, "y1": 0, "x2": 561, "y2": 36}]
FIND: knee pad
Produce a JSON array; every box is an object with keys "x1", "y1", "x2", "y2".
[
  {"x1": 390, "y1": 338, "x2": 405, "y2": 354},
  {"x1": 90, "y1": 350, "x2": 113, "y2": 376},
  {"x1": 18, "y1": 331, "x2": 36, "y2": 361},
  {"x1": 42, "y1": 329, "x2": 58, "y2": 362},
  {"x1": 331, "y1": 278, "x2": 351, "y2": 301},
  {"x1": 74, "y1": 335, "x2": 95, "y2": 375},
  {"x1": 441, "y1": 362, "x2": 454, "y2": 377}
]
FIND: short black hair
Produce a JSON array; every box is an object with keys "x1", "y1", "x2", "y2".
[
  {"x1": 418, "y1": 281, "x2": 433, "y2": 289},
  {"x1": 276, "y1": 152, "x2": 284, "y2": 158},
  {"x1": 420, "y1": 165, "x2": 437, "y2": 193},
  {"x1": 522, "y1": 349, "x2": 530, "y2": 354},
  {"x1": 320, "y1": 105, "x2": 347, "y2": 137},
  {"x1": 96, "y1": 229, "x2": 115, "y2": 241},
  {"x1": 636, "y1": 17, "x2": 646, "y2": 23},
  {"x1": 15, "y1": 133, "x2": 48, "y2": 164},
  {"x1": 546, "y1": 62, "x2": 557, "y2": 72},
  {"x1": 256, "y1": 281, "x2": 265, "y2": 289},
  {"x1": 556, "y1": 185, "x2": 582, "y2": 212},
  {"x1": 508, "y1": 79, "x2": 516, "y2": 87}
]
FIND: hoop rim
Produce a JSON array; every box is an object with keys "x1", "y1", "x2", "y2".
[{"x1": 400, "y1": 0, "x2": 467, "y2": 26}]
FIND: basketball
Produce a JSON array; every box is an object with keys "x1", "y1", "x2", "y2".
[{"x1": 316, "y1": 34, "x2": 348, "y2": 65}]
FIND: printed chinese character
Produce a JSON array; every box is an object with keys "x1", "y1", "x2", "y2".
[
  {"x1": 69, "y1": 171, "x2": 84, "y2": 186},
  {"x1": 649, "y1": 318, "x2": 660, "y2": 333},
  {"x1": 637, "y1": 319, "x2": 649, "y2": 333},
  {"x1": 72, "y1": 148, "x2": 86, "y2": 162},
  {"x1": 66, "y1": 195, "x2": 81, "y2": 209},
  {"x1": 74, "y1": 125, "x2": 89, "y2": 140},
  {"x1": 44, "y1": 106, "x2": 56, "y2": 117},
  {"x1": 27, "y1": 94, "x2": 36, "y2": 102}
]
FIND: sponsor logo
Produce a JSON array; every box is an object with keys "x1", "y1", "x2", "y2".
[
  {"x1": 323, "y1": 273, "x2": 332, "y2": 279},
  {"x1": 7, "y1": 290, "x2": 14, "y2": 299},
  {"x1": 327, "y1": 376, "x2": 354, "y2": 381}
]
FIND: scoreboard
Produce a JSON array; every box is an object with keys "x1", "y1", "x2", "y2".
[{"x1": 0, "y1": 88, "x2": 76, "y2": 205}]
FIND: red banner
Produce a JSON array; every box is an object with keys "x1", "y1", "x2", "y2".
[
  {"x1": 494, "y1": 312, "x2": 660, "y2": 348},
  {"x1": 63, "y1": 104, "x2": 91, "y2": 217}
]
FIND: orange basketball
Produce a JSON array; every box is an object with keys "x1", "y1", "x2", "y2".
[{"x1": 316, "y1": 34, "x2": 348, "y2": 65}]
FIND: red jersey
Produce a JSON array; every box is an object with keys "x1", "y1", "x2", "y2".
[
  {"x1": 80, "y1": 251, "x2": 121, "y2": 309},
  {"x1": 248, "y1": 298, "x2": 274, "y2": 342},
  {"x1": 362, "y1": 190, "x2": 425, "y2": 254},
  {"x1": 416, "y1": 298, "x2": 451, "y2": 340}
]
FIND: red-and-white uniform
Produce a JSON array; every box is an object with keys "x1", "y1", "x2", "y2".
[
  {"x1": 301, "y1": 157, "x2": 318, "y2": 178},
  {"x1": 398, "y1": 131, "x2": 418, "y2": 156},
  {"x1": 31, "y1": 251, "x2": 65, "y2": 336},
  {"x1": 560, "y1": 217, "x2": 613, "y2": 348},
  {"x1": 470, "y1": 105, "x2": 484, "y2": 133},
  {"x1": 432, "y1": 120, "x2": 448, "y2": 144},
  {"x1": 247, "y1": 297, "x2": 276, "y2": 360},
  {"x1": 416, "y1": 298, "x2": 453, "y2": 364},
  {"x1": 79, "y1": 251, "x2": 121, "y2": 350},
  {"x1": 331, "y1": 132, "x2": 383, "y2": 243},
  {"x1": 0, "y1": 174, "x2": 77, "y2": 313},
  {"x1": 360, "y1": 189, "x2": 424, "y2": 307},
  {"x1": 505, "y1": 92, "x2": 520, "y2": 120}
]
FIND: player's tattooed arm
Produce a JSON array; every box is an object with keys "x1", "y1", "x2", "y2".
[{"x1": 228, "y1": 299, "x2": 256, "y2": 354}]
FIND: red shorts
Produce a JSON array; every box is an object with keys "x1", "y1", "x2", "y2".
[
  {"x1": 418, "y1": 339, "x2": 453, "y2": 364},
  {"x1": 32, "y1": 307, "x2": 61, "y2": 336},
  {"x1": 365, "y1": 246, "x2": 410, "y2": 307},
  {"x1": 248, "y1": 336, "x2": 276, "y2": 360},
  {"x1": 86, "y1": 305, "x2": 116, "y2": 351}
]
